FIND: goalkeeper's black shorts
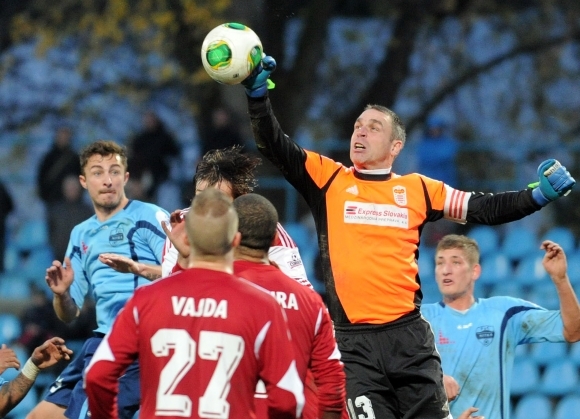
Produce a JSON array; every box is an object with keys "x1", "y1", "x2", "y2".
[{"x1": 334, "y1": 310, "x2": 450, "y2": 419}]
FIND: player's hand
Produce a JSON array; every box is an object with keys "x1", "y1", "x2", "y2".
[
  {"x1": 30, "y1": 337, "x2": 73, "y2": 369},
  {"x1": 541, "y1": 240, "x2": 568, "y2": 283},
  {"x1": 443, "y1": 374, "x2": 460, "y2": 401},
  {"x1": 242, "y1": 55, "x2": 276, "y2": 98},
  {"x1": 531, "y1": 159, "x2": 575, "y2": 206},
  {"x1": 457, "y1": 407, "x2": 484, "y2": 419},
  {"x1": 161, "y1": 217, "x2": 190, "y2": 259},
  {"x1": 98, "y1": 253, "x2": 139, "y2": 274},
  {"x1": 46, "y1": 257, "x2": 74, "y2": 296},
  {"x1": 0, "y1": 344, "x2": 20, "y2": 375}
]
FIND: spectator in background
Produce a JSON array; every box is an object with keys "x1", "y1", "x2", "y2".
[
  {"x1": 127, "y1": 110, "x2": 180, "y2": 202},
  {"x1": 200, "y1": 106, "x2": 245, "y2": 158},
  {"x1": 46, "y1": 175, "x2": 93, "y2": 261},
  {"x1": 36, "y1": 127, "x2": 80, "y2": 205},
  {"x1": 0, "y1": 179, "x2": 13, "y2": 272},
  {"x1": 416, "y1": 116, "x2": 460, "y2": 186}
]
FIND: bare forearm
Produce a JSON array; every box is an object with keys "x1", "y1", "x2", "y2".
[
  {"x1": 134, "y1": 263, "x2": 162, "y2": 281},
  {"x1": 554, "y1": 275, "x2": 580, "y2": 341},
  {"x1": 0, "y1": 373, "x2": 34, "y2": 417},
  {"x1": 53, "y1": 292, "x2": 80, "y2": 323}
]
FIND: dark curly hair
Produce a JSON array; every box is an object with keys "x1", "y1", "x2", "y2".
[
  {"x1": 193, "y1": 145, "x2": 261, "y2": 198},
  {"x1": 79, "y1": 140, "x2": 128, "y2": 176}
]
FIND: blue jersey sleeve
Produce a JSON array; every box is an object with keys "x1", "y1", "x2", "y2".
[
  {"x1": 67, "y1": 224, "x2": 91, "y2": 310},
  {"x1": 507, "y1": 298, "x2": 565, "y2": 344}
]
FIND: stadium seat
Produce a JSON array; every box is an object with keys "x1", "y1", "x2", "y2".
[
  {"x1": 501, "y1": 228, "x2": 537, "y2": 263},
  {"x1": 468, "y1": 225, "x2": 500, "y2": 258},
  {"x1": 513, "y1": 252, "x2": 549, "y2": 285},
  {"x1": 510, "y1": 358, "x2": 540, "y2": 396},
  {"x1": 569, "y1": 341, "x2": 580, "y2": 366},
  {"x1": 540, "y1": 226, "x2": 576, "y2": 254},
  {"x1": 512, "y1": 394, "x2": 552, "y2": 419},
  {"x1": 418, "y1": 253, "x2": 435, "y2": 280},
  {"x1": 13, "y1": 219, "x2": 49, "y2": 251},
  {"x1": 0, "y1": 313, "x2": 22, "y2": 344},
  {"x1": 420, "y1": 278, "x2": 440, "y2": 304},
  {"x1": 554, "y1": 395, "x2": 580, "y2": 419},
  {"x1": 528, "y1": 341, "x2": 568, "y2": 366},
  {"x1": 539, "y1": 358, "x2": 579, "y2": 396},
  {"x1": 527, "y1": 281, "x2": 560, "y2": 310},
  {"x1": 565, "y1": 251, "x2": 580, "y2": 285},
  {"x1": 20, "y1": 246, "x2": 56, "y2": 282},
  {"x1": 486, "y1": 282, "x2": 527, "y2": 300},
  {"x1": 477, "y1": 251, "x2": 511, "y2": 286},
  {"x1": 0, "y1": 272, "x2": 31, "y2": 300}
]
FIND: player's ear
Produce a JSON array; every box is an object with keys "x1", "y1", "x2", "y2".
[
  {"x1": 391, "y1": 139, "x2": 404, "y2": 157},
  {"x1": 79, "y1": 175, "x2": 87, "y2": 190},
  {"x1": 124, "y1": 171, "x2": 129, "y2": 185},
  {"x1": 472, "y1": 263, "x2": 482, "y2": 281},
  {"x1": 232, "y1": 231, "x2": 242, "y2": 248}
]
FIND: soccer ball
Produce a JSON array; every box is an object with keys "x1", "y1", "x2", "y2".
[{"x1": 201, "y1": 23, "x2": 263, "y2": 85}]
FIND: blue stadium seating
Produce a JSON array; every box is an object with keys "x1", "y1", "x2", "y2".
[
  {"x1": 486, "y1": 282, "x2": 527, "y2": 300},
  {"x1": 468, "y1": 225, "x2": 500, "y2": 258},
  {"x1": 528, "y1": 341, "x2": 568, "y2": 366},
  {"x1": 565, "y1": 251, "x2": 580, "y2": 285},
  {"x1": 569, "y1": 342, "x2": 580, "y2": 366},
  {"x1": 554, "y1": 395, "x2": 580, "y2": 419},
  {"x1": 478, "y1": 252, "x2": 511, "y2": 286},
  {"x1": 540, "y1": 226, "x2": 576, "y2": 254},
  {"x1": 501, "y1": 228, "x2": 537, "y2": 263},
  {"x1": 0, "y1": 314, "x2": 22, "y2": 344},
  {"x1": 0, "y1": 272, "x2": 31, "y2": 300},
  {"x1": 513, "y1": 252, "x2": 549, "y2": 285},
  {"x1": 510, "y1": 358, "x2": 540, "y2": 396},
  {"x1": 513, "y1": 394, "x2": 552, "y2": 419},
  {"x1": 539, "y1": 359, "x2": 579, "y2": 396},
  {"x1": 527, "y1": 281, "x2": 560, "y2": 310},
  {"x1": 13, "y1": 219, "x2": 49, "y2": 251}
]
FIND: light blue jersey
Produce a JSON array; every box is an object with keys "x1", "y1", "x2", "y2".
[
  {"x1": 65, "y1": 200, "x2": 168, "y2": 334},
  {"x1": 421, "y1": 296, "x2": 564, "y2": 419}
]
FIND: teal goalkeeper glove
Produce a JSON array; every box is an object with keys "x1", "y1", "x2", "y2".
[
  {"x1": 529, "y1": 159, "x2": 575, "y2": 206},
  {"x1": 242, "y1": 55, "x2": 276, "y2": 98}
]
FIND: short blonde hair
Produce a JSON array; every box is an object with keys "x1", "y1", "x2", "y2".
[{"x1": 435, "y1": 234, "x2": 480, "y2": 266}]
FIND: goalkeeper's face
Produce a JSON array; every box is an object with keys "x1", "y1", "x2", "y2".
[{"x1": 350, "y1": 109, "x2": 402, "y2": 170}]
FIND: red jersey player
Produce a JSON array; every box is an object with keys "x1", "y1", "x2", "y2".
[
  {"x1": 161, "y1": 146, "x2": 312, "y2": 287},
  {"x1": 84, "y1": 188, "x2": 304, "y2": 419},
  {"x1": 232, "y1": 193, "x2": 346, "y2": 419},
  {"x1": 99, "y1": 146, "x2": 312, "y2": 287}
]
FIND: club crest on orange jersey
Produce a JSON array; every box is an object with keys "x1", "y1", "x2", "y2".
[{"x1": 393, "y1": 186, "x2": 407, "y2": 206}]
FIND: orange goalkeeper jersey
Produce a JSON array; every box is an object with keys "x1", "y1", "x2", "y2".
[
  {"x1": 248, "y1": 96, "x2": 541, "y2": 326},
  {"x1": 303, "y1": 153, "x2": 469, "y2": 323}
]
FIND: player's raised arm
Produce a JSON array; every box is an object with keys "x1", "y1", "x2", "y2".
[
  {"x1": 98, "y1": 253, "x2": 162, "y2": 281},
  {"x1": 541, "y1": 240, "x2": 580, "y2": 342},
  {"x1": 47, "y1": 256, "x2": 80, "y2": 323}
]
